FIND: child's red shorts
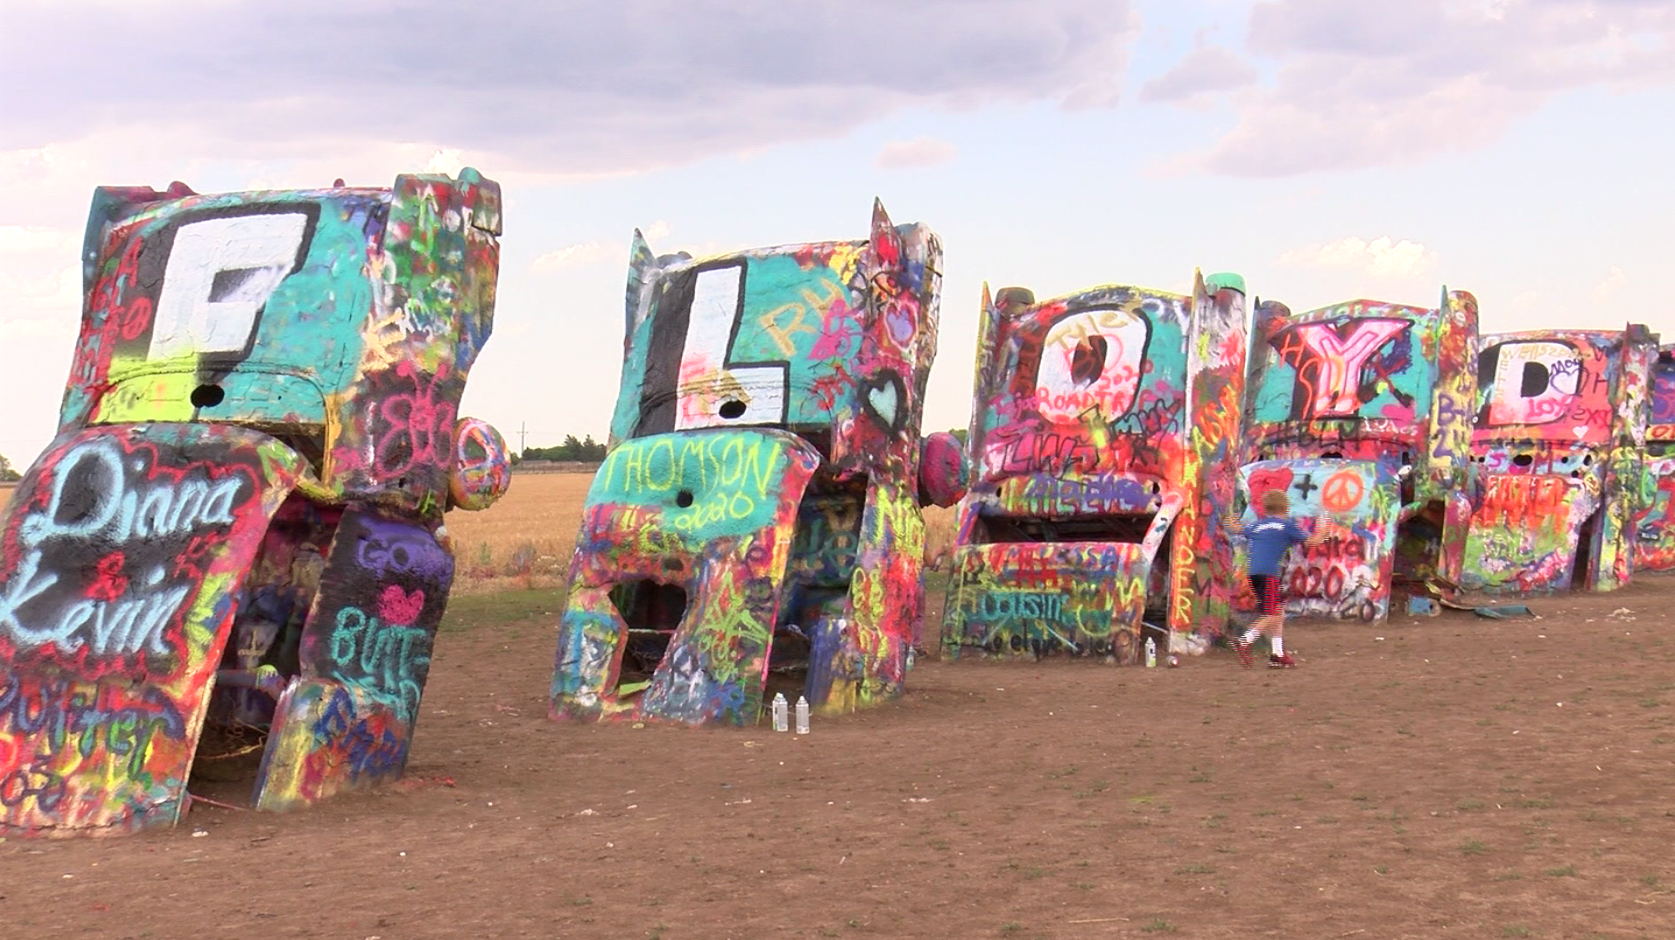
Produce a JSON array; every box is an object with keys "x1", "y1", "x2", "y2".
[{"x1": 1248, "y1": 574, "x2": 1283, "y2": 616}]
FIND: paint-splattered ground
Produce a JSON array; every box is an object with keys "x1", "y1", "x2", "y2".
[{"x1": 5, "y1": 579, "x2": 1674, "y2": 940}]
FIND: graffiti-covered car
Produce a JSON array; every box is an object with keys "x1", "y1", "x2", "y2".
[
  {"x1": 1634, "y1": 345, "x2": 1675, "y2": 572},
  {"x1": 0, "y1": 171, "x2": 508, "y2": 836},
  {"x1": 1238, "y1": 290, "x2": 1478, "y2": 623},
  {"x1": 551, "y1": 201, "x2": 957, "y2": 725},
  {"x1": 940, "y1": 273, "x2": 1248, "y2": 661},
  {"x1": 1464, "y1": 325, "x2": 1659, "y2": 593}
]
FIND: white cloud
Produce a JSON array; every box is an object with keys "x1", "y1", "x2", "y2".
[
  {"x1": 0, "y1": 316, "x2": 77, "y2": 342},
  {"x1": 1176, "y1": 0, "x2": 1675, "y2": 175},
  {"x1": 422, "y1": 148, "x2": 466, "y2": 175},
  {"x1": 1138, "y1": 46, "x2": 1257, "y2": 104},
  {"x1": 539, "y1": 223, "x2": 726, "y2": 271},
  {"x1": 1591, "y1": 265, "x2": 1628, "y2": 299},
  {"x1": 0, "y1": 146, "x2": 83, "y2": 176},
  {"x1": 0, "y1": 1, "x2": 1141, "y2": 176},
  {"x1": 0, "y1": 264, "x2": 80, "y2": 311},
  {"x1": 531, "y1": 242, "x2": 610, "y2": 272},
  {"x1": 875, "y1": 136, "x2": 959, "y2": 169},
  {"x1": 1277, "y1": 236, "x2": 1437, "y2": 278},
  {"x1": 0, "y1": 226, "x2": 78, "y2": 254},
  {"x1": 1488, "y1": 289, "x2": 1561, "y2": 332},
  {"x1": 0, "y1": 265, "x2": 81, "y2": 342}
]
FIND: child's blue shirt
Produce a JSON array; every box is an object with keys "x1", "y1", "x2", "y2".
[{"x1": 1243, "y1": 516, "x2": 1309, "y2": 576}]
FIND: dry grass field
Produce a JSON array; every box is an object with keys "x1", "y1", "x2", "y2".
[
  {"x1": 442, "y1": 470, "x2": 596, "y2": 591},
  {"x1": 444, "y1": 470, "x2": 958, "y2": 592},
  {"x1": 0, "y1": 473, "x2": 959, "y2": 594}
]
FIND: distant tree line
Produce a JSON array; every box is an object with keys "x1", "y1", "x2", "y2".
[
  {"x1": 0, "y1": 452, "x2": 20, "y2": 482},
  {"x1": 521, "y1": 435, "x2": 608, "y2": 463}
]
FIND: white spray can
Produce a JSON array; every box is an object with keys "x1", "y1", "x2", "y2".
[
  {"x1": 771, "y1": 692, "x2": 789, "y2": 732},
  {"x1": 794, "y1": 695, "x2": 811, "y2": 734}
]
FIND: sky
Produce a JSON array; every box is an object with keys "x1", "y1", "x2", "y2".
[{"x1": 1, "y1": 0, "x2": 1671, "y2": 467}]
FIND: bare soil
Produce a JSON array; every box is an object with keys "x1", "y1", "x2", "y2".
[{"x1": 4, "y1": 579, "x2": 1674, "y2": 940}]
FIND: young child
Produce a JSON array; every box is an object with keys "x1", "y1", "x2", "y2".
[{"x1": 1230, "y1": 490, "x2": 1334, "y2": 668}]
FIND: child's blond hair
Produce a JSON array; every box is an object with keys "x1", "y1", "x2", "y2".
[{"x1": 1259, "y1": 490, "x2": 1290, "y2": 515}]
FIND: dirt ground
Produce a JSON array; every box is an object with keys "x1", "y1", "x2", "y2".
[{"x1": 5, "y1": 579, "x2": 1675, "y2": 940}]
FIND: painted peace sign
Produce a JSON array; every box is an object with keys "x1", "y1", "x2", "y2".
[{"x1": 1319, "y1": 470, "x2": 1364, "y2": 513}]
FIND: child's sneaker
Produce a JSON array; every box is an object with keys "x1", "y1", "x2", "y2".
[
  {"x1": 1268, "y1": 653, "x2": 1296, "y2": 668},
  {"x1": 1233, "y1": 638, "x2": 1255, "y2": 668}
]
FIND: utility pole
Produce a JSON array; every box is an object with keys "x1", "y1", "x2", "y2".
[{"x1": 518, "y1": 421, "x2": 528, "y2": 454}]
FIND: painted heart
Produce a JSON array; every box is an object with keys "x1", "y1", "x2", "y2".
[
  {"x1": 883, "y1": 301, "x2": 917, "y2": 346},
  {"x1": 1573, "y1": 425, "x2": 1588, "y2": 439},
  {"x1": 379, "y1": 584, "x2": 426, "y2": 626},
  {"x1": 1246, "y1": 466, "x2": 1293, "y2": 499},
  {"x1": 863, "y1": 375, "x2": 903, "y2": 430},
  {"x1": 86, "y1": 551, "x2": 129, "y2": 602}
]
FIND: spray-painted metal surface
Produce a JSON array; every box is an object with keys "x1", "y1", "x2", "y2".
[
  {"x1": 1464, "y1": 326, "x2": 1658, "y2": 593},
  {"x1": 551, "y1": 201, "x2": 951, "y2": 725},
  {"x1": 941, "y1": 272, "x2": 1247, "y2": 661},
  {"x1": 1634, "y1": 345, "x2": 1675, "y2": 572},
  {"x1": 0, "y1": 171, "x2": 506, "y2": 836},
  {"x1": 1238, "y1": 290, "x2": 1479, "y2": 623}
]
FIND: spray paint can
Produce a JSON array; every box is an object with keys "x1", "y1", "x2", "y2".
[
  {"x1": 1145, "y1": 636, "x2": 1158, "y2": 668},
  {"x1": 771, "y1": 693, "x2": 789, "y2": 732},
  {"x1": 794, "y1": 695, "x2": 811, "y2": 734}
]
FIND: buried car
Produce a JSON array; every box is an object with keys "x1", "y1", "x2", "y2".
[
  {"x1": 1463, "y1": 325, "x2": 1659, "y2": 593},
  {"x1": 0, "y1": 170, "x2": 508, "y2": 836},
  {"x1": 1633, "y1": 344, "x2": 1675, "y2": 572},
  {"x1": 1238, "y1": 289, "x2": 1479, "y2": 622},
  {"x1": 940, "y1": 272, "x2": 1249, "y2": 661},
  {"x1": 550, "y1": 201, "x2": 961, "y2": 725}
]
